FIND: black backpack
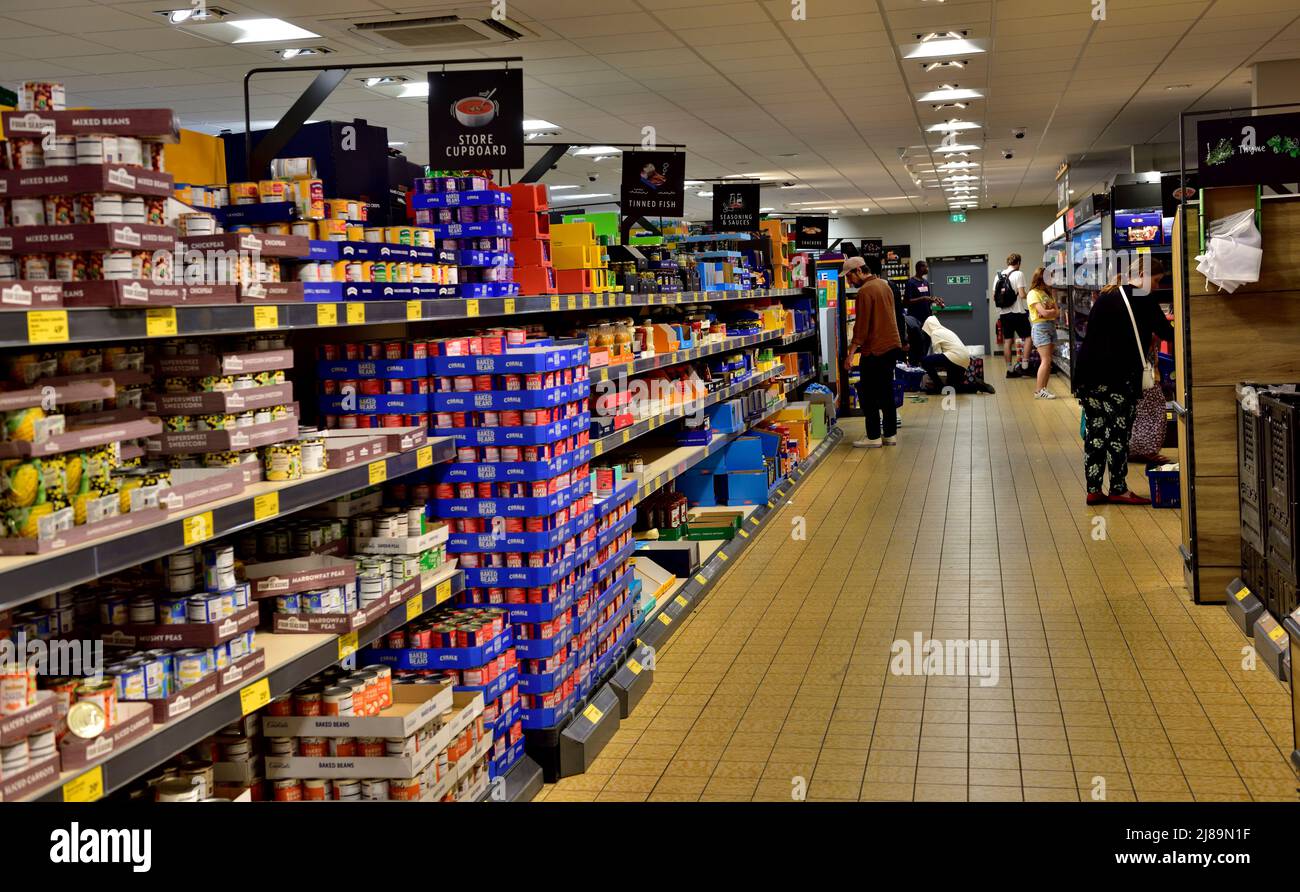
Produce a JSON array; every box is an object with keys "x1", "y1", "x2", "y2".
[{"x1": 992, "y1": 270, "x2": 1017, "y2": 309}]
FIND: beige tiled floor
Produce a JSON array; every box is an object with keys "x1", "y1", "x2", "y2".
[{"x1": 536, "y1": 365, "x2": 1299, "y2": 803}]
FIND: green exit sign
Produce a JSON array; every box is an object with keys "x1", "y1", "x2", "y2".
[{"x1": 950, "y1": 212, "x2": 967, "y2": 223}]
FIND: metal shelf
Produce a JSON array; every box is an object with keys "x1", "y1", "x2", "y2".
[
  {"x1": 29, "y1": 569, "x2": 466, "y2": 802},
  {"x1": 592, "y1": 364, "x2": 785, "y2": 457},
  {"x1": 0, "y1": 437, "x2": 457, "y2": 613},
  {"x1": 0, "y1": 289, "x2": 807, "y2": 350},
  {"x1": 589, "y1": 329, "x2": 784, "y2": 383}
]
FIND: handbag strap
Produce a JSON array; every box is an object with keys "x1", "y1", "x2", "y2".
[{"x1": 1116, "y1": 286, "x2": 1152, "y2": 371}]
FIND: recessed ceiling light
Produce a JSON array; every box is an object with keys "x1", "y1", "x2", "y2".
[
  {"x1": 938, "y1": 161, "x2": 980, "y2": 170},
  {"x1": 904, "y1": 36, "x2": 985, "y2": 60},
  {"x1": 572, "y1": 146, "x2": 622, "y2": 156},
  {"x1": 229, "y1": 19, "x2": 320, "y2": 44},
  {"x1": 918, "y1": 86, "x2": 983, "y2": 102},
  {"x1": 932, "y1": 102, "x2": 968, "y2": 111},
  {"x1": 1164, "y1": 84, "x2": 1191, "y2": 91},
  {"x1": 524, "y1": 119, "x2": 559, "y2": 131},
  {"x1": 759, "y1": 207, "x2": 775, "y2": 212},
  {"x1": 552, "y1": 192, "x2": 612, "y2": 201},
  {"x1": 387, "y1": 141, "x2": 406, "y2": 147},
  {"x1": 924, "y1": 60, "x2": 964, "y2": 71},
  {"x1": 548, "y1": 185, "x2": 580, "y2": 191},
  {"x1": 926, "y1": 120, "x2": 981, "y2": 132},
  {"x1": 944, "y1": 174, "x2": 980, "y2": 181},
  {"x1": 158, "y1": 6, "x2": 229, "y2": 23},
  {"x1": 363, "y1": 75, "x2": 408, "y2": 88},
  {"x1": 684, "y1": 180, "x2": 706, "y2": 187},
  {"x1": 697, "y1": 191, "x2": 714, "y2": 198},
  {"x1": 936, "y1": 144, "x2": 981, "y2": 154},
  {"x1": 278, "y1": 46, "x2": 330, "y2": 59},
  {"x1": 400, "y1": 82, "x2": 431, "y2": 99},
  {"x1": 779, "y1": 183, "x2": 807, "y2": 190},
  {"x1": 861, "y1": 208, "x2": 871, "y2": 212}
]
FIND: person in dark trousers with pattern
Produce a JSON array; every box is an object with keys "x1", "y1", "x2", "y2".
[{"x1": 1072, "y1": 275, "x2": 1174, "y2": 505}]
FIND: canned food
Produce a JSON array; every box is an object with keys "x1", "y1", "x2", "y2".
[{"x1": 301, "y1": 778, "x2": 328, "y2": 801}]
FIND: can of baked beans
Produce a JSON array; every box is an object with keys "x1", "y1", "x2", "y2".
[
  {"x1": 273, "y1": 779, "x2": 303, "y2": 801},
  {"x1": 301, "y1": 778, "x2": 328, "y2": 801}
]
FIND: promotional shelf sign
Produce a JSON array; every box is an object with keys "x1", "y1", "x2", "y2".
[
  {"x1": 712, "y1": 183, "x2": 760, "y2": 231},
  {"x1": 427, "y1": 68, "x2": 524, "y2": 169},
  {"x1": 620, "y1": 151, "x2": 685, "y2": 217}
]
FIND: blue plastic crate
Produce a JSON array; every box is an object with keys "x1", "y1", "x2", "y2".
[{"x1": 1146, "y1": 466, "x2": 1181, "y2": 508}]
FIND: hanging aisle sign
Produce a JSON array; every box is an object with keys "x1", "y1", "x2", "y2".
[
  {"x1": 426, "y1": 68, "x2": 525, "y2": 169},
  {"x1": 1197, "y1": 111, "x2": 1300, "y2": 188},
  {"x1": 793, "y1": 216, "x2": 829, "y2": 251},
  {"x1": 620, "y1": 151, "x2": 685, "y2": 216},
  {"x1": 712, "y1": 182, "x2": 760, "y2": 231}
]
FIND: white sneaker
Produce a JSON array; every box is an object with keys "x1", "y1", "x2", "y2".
[
  {"x1": 853, "y1": 437, "x2": 883, "y2": 448},
  {"x1": 1034, "y1": 388, "x2": 1057, "y2": 400},
  {"x1": 883, "y1": 436, "x2": 898, "y2": 446}
]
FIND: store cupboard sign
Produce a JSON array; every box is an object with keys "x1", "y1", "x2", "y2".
[
  {"x1": 426, "y1": 68, "x2": 524, "y2": 169},
  {"x1": 712, "y1": 182, "x2": 760, "y2": 231},
  {"x1": 1197, "y1": 112, "x2": 1300, "y2": 188},
  {"x1": 620, "y1": 151, "x2": 685, "y2": 217}
]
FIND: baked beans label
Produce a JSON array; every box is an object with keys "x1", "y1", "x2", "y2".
[
  {"x1": 62, "y1": 766, "x2": 104, "y2": 802},
  {"x1": 317, "y1": 303, "x2": 338, "y2": 326},
  {"x1": 253, "y1": 492, "x2": 279, "y2": 522},
  {"x1": 239, "y1": 678, "x2": 271, "y2": 715}
]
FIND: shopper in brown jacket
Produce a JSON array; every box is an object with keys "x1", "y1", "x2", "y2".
[{"x1": 843, "y1": 255, "x2": 903, "y2": 448}]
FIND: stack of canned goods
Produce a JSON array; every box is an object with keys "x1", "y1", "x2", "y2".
[
  {"x1": 235, "y1": 516, "x2": 348, "y2": 560},
  {"x1": 272, "y1": 664, "x2": 394, "y2": 719}
]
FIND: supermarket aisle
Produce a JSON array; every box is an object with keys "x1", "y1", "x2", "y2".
[{"x1": 538, "y1": 364, "x2": 1298, "y2": 802}]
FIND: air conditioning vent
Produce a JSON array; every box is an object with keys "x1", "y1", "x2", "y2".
[{"x1": 347, "y1": 12, "x2": 531, "y2": 49}]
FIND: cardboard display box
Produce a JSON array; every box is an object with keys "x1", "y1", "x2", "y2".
[
  {"x1": 244, "y1": 554, "x2": 356, "y2": 599},
  {"x1": 261, "y1": 682, "x2": 453, "y2": 739}
]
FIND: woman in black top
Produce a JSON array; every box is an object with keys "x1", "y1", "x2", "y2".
[{"x1": 1072, "y1": 276, "x2": 1175, "y2": 506}]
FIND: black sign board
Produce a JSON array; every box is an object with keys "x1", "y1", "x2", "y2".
[
  {"x1": 1161, "y1": 171, "x2": 1199, "y2": 220},
  {"x1": 793, "y1": 216, "x2": 829, "y2": 251},
  {"x1": 426, "y1": 68, "x2": 524, "y2": 169},
  {"x1": 1197, "y1": 112, "x2": 1300, "y2": 188},
  {"x1": 620, "y1": 151, "x2": 685, "y2": 217},
  {"x1": 712, "y1": 183, "x2": 760, "y2": 231}
]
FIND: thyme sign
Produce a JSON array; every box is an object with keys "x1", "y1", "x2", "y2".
[
  {"x1": 426, "y1": 68, "x2": 524, "y2": 169},
  {"x1": 1197, "y1": 111, "x2": 1300, "y2": 188}
]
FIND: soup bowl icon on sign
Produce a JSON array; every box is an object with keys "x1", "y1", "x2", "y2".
[{"x1": 453, "y1": 94, "x2": 498, "y2": 128}]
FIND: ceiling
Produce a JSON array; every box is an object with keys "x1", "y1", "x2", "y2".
[{"x1": 2, "y1": 0, "x2": 1297, "y2": 218}]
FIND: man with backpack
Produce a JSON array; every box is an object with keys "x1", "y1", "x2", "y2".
[{"x1": 993, "y1": 253, "x2": 1030, "y2": 378}]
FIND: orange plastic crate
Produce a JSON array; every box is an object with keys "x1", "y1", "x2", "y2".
[
  {"x1": 512, "y1": 239, "x2": 552, "y2": 267},
  {"x1": 509, "y1": 212, "x2": 550, "y2": 241},
  {"x1": 555, "y1": 268, "x2": 595, "y2": 293},
  {"x1": 516, "y1": 265, "x2": 557, "y2": 295},
  {"x1": 505, "y1": 183, "x2": 549, "y2": 213}
]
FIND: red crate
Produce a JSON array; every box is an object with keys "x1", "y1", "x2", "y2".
[
  {"x1": 556, "y1": 268, "x2": 595, "y2": 293},
  {"x1": 516, "y1": 265, "x2": 557, "y2": 295},
  {"x1": 513, "y1": 239, "x2": 552, "y2": 267},
  {"x1": 506, "y1": 183, "x2": 549, "y2": 213},
  {"x1": 510, "y1": 211, "x2": 550, "y2": 241}
]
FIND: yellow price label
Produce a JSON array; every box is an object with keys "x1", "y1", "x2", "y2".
[
  {"x1": 435, "y1": 579, "x2": 452, "y2": 603},
  {"x1": 239, "y1": 677, "x2": 271, "y2": 716},
  {"x1": 582, "y1": 704, "x2": 604, "y2": 724},
  {"x1": 62, "y1": 766, "x2": 103, "y2": 803},
  {"x1": 567, "y1": 295, "x2": 577, "y2": 310},
  {"x1": 658, "y1": 613, "x2": 673, "y2": 626},
  {"x1": 1269, "y1": 624, "x2": 1287, "y2": 642},
  {"x1": 750, "y1": 517, "x2": 760, "y2": 527},
  {"x1": 675, "y1": 595, "x2": 688, "y2": 608},
  {"x1": 593, "y1": 440, "x2": 604, "y2": 456},
  {"x1": 1235, "y1": 586, "x2": 1251, "y2": 601},
  {"x1": 406, "y1": 593, "x2": 424, "y2": 622},
  {"x1": 739, "y1": 528, "x2": 750, "y2": 538},
  {"x1": 368, "y1": 460, "x2": 388, "y2": 485},
  {"x1": 27, "y1": 310, "x2": 69, "y2": 345},
  {"x1": 595, "y1": 294, "x2": 605, "y2": 307},
  {"x1": 417, "y1": 445, "x2": 433, "y2": 468},
  {"x1": 622, "y1": 429, "x2": 630, "y2": 444},
  {"x1": 550, "y1": 295, "x2": 561, "y2": 311},
  {"x1": 253, "y1": 305, "x2": 279, "y2": 329},
  {"x1": 182, "y1": 510, "x2": 214, "y2": 546},
  {"x1": 503, "y1": 298, "x2": 516, "y2": 314},
  {"x1": 627, "y1": 658, "x2": 642, "y2": 675},
  {"x1": 406, "y1": 300, "x2": 422, "y2": 321},
  {"x1": 718, "y1": 552, "x2": 729, "y2": 562},
  {"x1": 316, "y1": 303, "x2": 338, "y2": 326},
  {"x1": 338, "y1": 632, "x2": 359, "y2": 660},
  {"x1": 253, "y1": 492, "x2": 279, "y2": 522},
  {"x1": 582, "y1": 295, "x2": 591, "y2": 309},
  {"x1": 346, "y1": 303, "x2": 366, "y2": 325},
  {"x1": 695, "y1": 574, "x2": 708, "y2": 585},
  {"x1": 465, "y1": 299, "x2": 480, "y2": 317},
  {"x1": 146, "y1": 306, "x2": 178, "y2": 337}
]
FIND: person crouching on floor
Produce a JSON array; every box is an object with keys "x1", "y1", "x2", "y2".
[{"x1": 920, "y1": 316, "x2": 995, "y2": 395}]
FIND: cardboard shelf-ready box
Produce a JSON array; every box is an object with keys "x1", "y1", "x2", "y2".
[
  {"x1": 244, "y1": 553, "x2": 356, "y2": 599},
  {"x1": 98, "y1": 602, "x2": 259, "y2": 650},
  {"x1": 58, "y1": 701, "x2": 155, "y2": 772},
  {"x1": 260, "y1": 681, "x2": 454, "y2": 739}
]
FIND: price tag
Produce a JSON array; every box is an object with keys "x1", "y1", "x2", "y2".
[
  {"x1": 346, "y1": 303, "x2": 366, "y2": 325},
  {"x1": 406, "y1": 300, "x2": 422, "y2": 321},
  {"x1": 417, "y1": 445, "x2": 433, "y2": 468},
  {"x1": 435, "y1": 579, "x2": 452, "y2": 603},
  {"x1": 627, "y1": 658, "x2": 642, "y2": 675},
  {"x1": 695, "y1": 574, "x2": 708, "y2": 585},
  {"x1": 253, "y1": 492, "x2": 279, "y2": 522},
  {"x1": 1234, "y1": 587, "x2": 1251, "y2": 601},
  {"x1": 27, "y1": 310, "x2": 69, "y2": 344},
  {"x1": 675, "y1": 595, "x2": 688, "y2": 608},
  {"x1": 718, "y1": 552, "x2": 729, "y2": 562},
  {"x1": 368, "y1": 460, "x2": 387, "y2": 485},
  {"x1": 593, "y1": 440, "x2": 604, "y2": 456},
  {"x1": 750, "y1": 517, "x2": 760, "y2": 526},
  {"x1": 582, "y1": 295, "x2": 591, "y2": 309},
  {"x1": 550, "y1": 295, "x2": 561, "y2": 311},
  {"x1": 239, "y1": 678, "x2": 271, "y2": 715},
  {"x1": 316, "y1": 303, "x2": 338, "y2": 326},
  {"x1": 504, "y1": 298, "x2": 516, "y2": 314},
  {"x1": 338, "y1": 632, "x2": 359, "y2": 660},
  {"x1": 582, "y1": 703, "x2": 604, "y2": 724},
  {"x1": 657, "y1": 613, "x2": 672, "y2": 626},
  {"x1": 595, "y1": 294, "x2": 605, "y2": 308},
  {"x1": 253, "y1": 306, "x2": 279, "y2": 329},
  {"x1": 62, "y1": 766, "x2": 103, "y2": 803},
  {"x1": 1269, "y1": 624, "x2": 1287, "y2": 642},
  {"x1": 145, "y1": 307, "x2": 178, "y2": 337},
  {"x1": 182, "y1": 510, "x2": 214, "y2": 546},
  {"x1": 567, "y1": 295, "x2": 577, "y2": 310},
  {"x1": 738, "y1": 528, "x2": 750, "y2": 538},
  {"x1": 466, "y1": 299, "x2": 480, "y2": 317},
  {"x1": 406, "y1": 593, "x2": 424, "y2": 622},
  {"x1": 622, "y1": 429, "x2": 630, "y2": 444}
]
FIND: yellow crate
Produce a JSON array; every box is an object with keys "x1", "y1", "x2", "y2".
[{"x1": 550, "y1": 222, "x2": 597, "y2": 247}]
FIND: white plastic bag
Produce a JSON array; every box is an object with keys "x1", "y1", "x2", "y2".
[{"x1": 1194, "y1": 208, "x2": 1262, "y2": 293}]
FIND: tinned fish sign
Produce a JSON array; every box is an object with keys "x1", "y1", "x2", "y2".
[
  {"x1": 427, "y1": 68, "x2": 524, "y2": 169},
  {"x1": 1197, "y1": 111, "x2": 1300, "y2": 188},
  {"x1": 712, "y1": 182, "x2": 760, "y2": 231},
  {"x1": 620, "y1": 151, "x2": 685, "y2": 217}
]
